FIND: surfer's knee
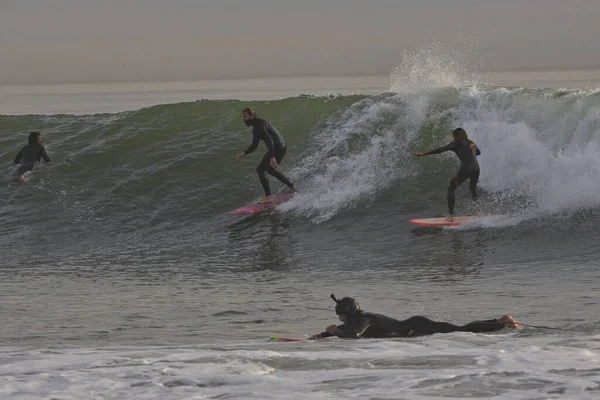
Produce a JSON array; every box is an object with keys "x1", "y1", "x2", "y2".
[{"x1": 266, "y1": 167, "x2": 279, "y2": 177}]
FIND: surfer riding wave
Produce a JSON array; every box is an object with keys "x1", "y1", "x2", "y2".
[
  {"x1": 414, "y1": 128, "x2": 480, "y2": 221},
  {"x1": 236, "y1": 107, "x2": 296, "y2": 203}
]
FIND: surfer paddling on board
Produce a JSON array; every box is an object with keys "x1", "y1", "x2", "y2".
[
  {"x1": 309, "y1": 294, "x2": 522, "y2": 339},
  {"x1": 236, "y1": 107, "x2": 296, "y2": 203},
  {"x1": 414, "y1": 128, "x2": 481, "y2": 221},
  {"x1": 13, "y1": 132, "x2": 51, "y2": 182}
]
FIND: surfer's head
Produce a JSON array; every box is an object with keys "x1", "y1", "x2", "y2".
[
  {"x1": 28, "y1": 132, "x2": 42, "y2": 146},
  {"x1": 452, "y1": 128, "x2": 468, "y2": 141},
  {"x1": 242, "y1": 107, "x2": 257, "y2": 127},
  {"x1": 331, "y1": 294, "x2": 361, "y2": 322}
]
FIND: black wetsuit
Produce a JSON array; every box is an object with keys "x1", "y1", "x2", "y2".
[
  {"x1": 320, "y1": 312, "x2": 507, "y2": 339},
  {"x1": 244, "y1": 117, "x2": 294, "y2": 196},
  {"x1": 13, "y1": 144, "x2": 51, "y2": 175},
  {"x1": 427, "y1": 139, "x2": 481, "y2": 215}
]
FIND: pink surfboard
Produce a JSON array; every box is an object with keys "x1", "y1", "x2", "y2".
[
  {"x1": 409, "y1": 215, "x2": 501, "y2": 227},
  {"x1": 225, "y1": 192, "x2": 293, "y2": 215}
]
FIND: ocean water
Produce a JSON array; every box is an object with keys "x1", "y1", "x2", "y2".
[{"x1": 1, "y1": 60, "x2": 600, "y2": 398}]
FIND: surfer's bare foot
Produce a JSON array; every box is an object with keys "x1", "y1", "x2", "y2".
[
  {"x1": 498, "y1": 314, "x2": 523, "y2": 329},
  {"x1": 446, "y1": 215, "x2": 454, "y2": 222},
  {"x1": 258, "y1": 196, "x2": 275, "y2": 204},
  {"x1": 497, "y1": 314, "x2": 513, "y2": 323},
  {"x1": 18, "y1": 175, "x2": 28, "y2": 183}
]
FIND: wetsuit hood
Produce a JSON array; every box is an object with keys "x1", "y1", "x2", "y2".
[{"x1": 331, "y1": 294, "x2": 361, "y2": 316}]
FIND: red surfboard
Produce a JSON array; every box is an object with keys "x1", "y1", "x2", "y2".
[
  {"x1": 409, "y1": 215, "x2": 501, "y2": 227},
  {"x1": 225, "y1": 192, "x2": 293, "y2": 215}
]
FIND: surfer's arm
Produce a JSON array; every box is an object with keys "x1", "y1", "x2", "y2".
[
  {"x1": 310, "y1": 331, "x2": 333, "y2": 339},
  {"x1": 13, "y1": 149, "x2": 23, "y2": 164},
  {"x1": 425, "y1": 142, "x2": 455, "y2": 155},
  {"x1": 243, "y1": 133, "x2": 260, "y2": 155},
  {"x1": 309, "y1": 324, "x2": 344, "y2": 339},
  {"x1": 40, "y1": 146, "x2": 51, "y2": 162},
  {"x1": 334, "y1": 318, "x2": 372, "y2": 339}
]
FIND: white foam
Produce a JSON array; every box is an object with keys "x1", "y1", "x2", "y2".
[
  {"x1": 2, "y1": 333, "x2": 600, "y2": 399},
  {"x1": 390, "y1": 37, "x2": 484, "y2": 94},
  {"x1": 459, "y1": 87, "x2": 600, "y2": 216},
  {"x1": 281, "y1": 96, "x2": 424, "y2": 223}
]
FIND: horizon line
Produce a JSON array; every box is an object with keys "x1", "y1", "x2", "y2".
[{"x1": 2, "y1": 67, "x2": 600, "y2": 87}]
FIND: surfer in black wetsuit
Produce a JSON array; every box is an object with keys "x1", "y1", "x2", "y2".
[
  {"x1": 309, "y1": 295, "x2": 522, "y2": 339},
  {"x1": 236, "y1": 107, "x2": 295, "y2": 203},
  {"x1": 13, "y1": 132, "x2": 51, "y2": 182},
  {"x1": 415, "y1": 128, "x2": 481, "y2": 221}
]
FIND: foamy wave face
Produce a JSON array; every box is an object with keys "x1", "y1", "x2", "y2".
[
  {"x1": 282, "y1": 95, "x2": 424, "y2": 223},
  {"x1": 284, "y1": 83, "x2": 600, "y2": 223},
  {"x1": 3, "y1": 333, "x2": 600, "y2": 399},
  {"x1": 458, "y1": 87, "x2": 600, "y2": 215},
  {"x1": 389, "y1": 39, "x2": 600, "y2": 217}
]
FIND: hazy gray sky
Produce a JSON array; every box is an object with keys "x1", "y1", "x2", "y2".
[{"x1": 1, "y1": 0, "x2": 599, "y2": 84}]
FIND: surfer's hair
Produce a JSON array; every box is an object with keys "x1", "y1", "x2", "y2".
[
  {"x1": 452, "y1": 127, "x2": 468, "y2": 140},
  {"x1": 28, "y1": 131, "x2": 41, "y2": 145},
  {"x1": 242, "y1": 107, "x2": 257, "y2": 117}
]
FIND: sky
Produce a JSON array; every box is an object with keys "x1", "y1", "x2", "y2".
[{"x1": 1, "y1": 0, "x2": 600, "y2": 84}]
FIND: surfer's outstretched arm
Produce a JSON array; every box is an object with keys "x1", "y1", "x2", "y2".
[
  {"x1": 310, "y1": 318, "x2": 372, "y2": 340},
  {"x1": 309, "y1": 325, "x2": 342, "y2": 340},
  {"x1": 243, "y1": 133, "x2": 260, "y2": 155},
  {"x1": 237, "y1": 133, "x2": 260, "y2": 160},
  {"x1": 414, "y1": 142, "x2": 456, "y2": 156},
  {"x1": 333, "y1": 318, "x2": 371, "y2": 339}
]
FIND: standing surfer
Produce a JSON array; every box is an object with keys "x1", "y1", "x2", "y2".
[
  {"x1": 236, "y1": 107, "x2": 295, "y2": 203},
  {"x1": 414, "y1": 128, "x2": 480, "y2": 221}
]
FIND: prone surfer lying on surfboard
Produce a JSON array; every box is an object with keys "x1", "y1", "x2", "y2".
[
  {"x1": 13, "y1": 132, "x2": 51, "y2": 182},
  {"x1": 414, "y1": 128, "x2": 480, "y2": 221},
  {"x1": 309, "y1": 294, "x2": 522, "y2": 339},
  {"x1": 236, "y1": 107, "x2": 296, "y2": 203}
]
